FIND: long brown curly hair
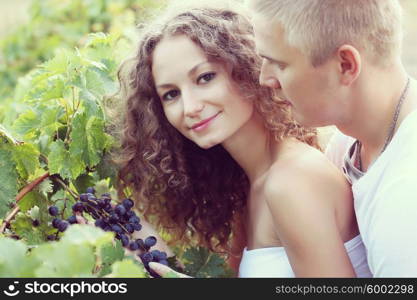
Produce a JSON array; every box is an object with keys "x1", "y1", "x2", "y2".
[{"x1": 112, "y1": 1, "x2": 319, "y2": 254}]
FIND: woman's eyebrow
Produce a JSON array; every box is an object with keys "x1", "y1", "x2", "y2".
[{"x1": 156, "y1": 60, "x2": 210, "y2": 89}]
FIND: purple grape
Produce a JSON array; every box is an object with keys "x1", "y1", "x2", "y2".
[
  {"x1": 98, "y1": 199, "x2": 107, "y2": 208},
  {"x1": 87, "y1": 194, "x2": 97, "y2": 203},
  {"x1": 47, "y1": 235, "x2": 56, "y2": 241},
  {"x1": 120, "y1": 234, "x2": 129, "y2": 247},
  {"x1": 151, "y1": 250, "x2": 167, "y2": 262},
  {"x1": 144, "y1": 236, "x2": 157, "y2": 248},
  {"x1": 101, "y1": 193, "x2": 111, "y2": 199},
  {"x1": 129, "y1": 241, "x2": 139, "y2": 251},
  {"x1": 122, "y1": 198, "x2": 134, "y2": 210},
  {"x1": 104, "y1": 204, "x2": 112, "y2": 213},
  {"x1": 79, "y1": 194, "x2": 88, "y2": 202},
  {"x1": 115, "y1": 204, "x2": 126, "y2": 216},
  {"x1": 72, "y1": 202, "x2": 84, "y2": 212},
  {"x1": 158, "y1": 259, "x2": 169, "y2": 266},
  {"x1": 129, "y1": 216, "x2": 140, "y2": 224},
  {"x1": 57, "y1": 221, "x2": 69, "y2": 232},
  {"x1": 136, "y1": 239, "x2": 146, "y2": 251},
  {"x1": 111, "y1": 224, "x2": 123, "y2": 234},
  {"x1": 67, "y1": 215, "x2": 77, "y2": 224},
  {"x1": 86, "y1": 187, "x2": 95, "y2": 195},
  {"x1": 109, "y1": 213, "x2": 119, "y2": 224},
  {"x1": 95, "y1": 219, "x2": 106, "y2": 229},
  {"x1": 125, "y1": 223, "x2": 135, "y2": 234},
  {"x1": 126, "y1": 211, "x2": 135, "y2": 218},
  {"x1": 140, "y1": 252, "x2": 153, "y2": 264},
  {"x1": 32, "y1": 219, "x2": 40, "y2": 227},
  {"x1": 48, "y1": 206, "x2": 59, "y2": 216},
  {"x1": 133, "y1": 223, "x2": 142, "y2": 231},
  {"x1": 52, "y1": 218, "x2": 61, "y2": 228}
]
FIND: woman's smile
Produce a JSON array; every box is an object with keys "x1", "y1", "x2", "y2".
[{"x1": 190, "y1": 111, "x2": 222, "y2": 132}]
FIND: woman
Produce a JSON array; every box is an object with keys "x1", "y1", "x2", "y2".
[{"x1": 113, "y1": 1, "x2": 371, "y2": 277}]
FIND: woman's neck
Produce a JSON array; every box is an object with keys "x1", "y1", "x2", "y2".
[{"x1": 222, "y1": 112, "x2": 279, "y2": 184}]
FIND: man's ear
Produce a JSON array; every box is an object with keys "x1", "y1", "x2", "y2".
[{"x1": 336, "y1": 45, "x2": 361, "y2": 85}]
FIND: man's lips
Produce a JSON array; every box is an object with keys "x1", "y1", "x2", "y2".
[{"x1": 190, "y1": 112, "x2": 221, "y2": 130}]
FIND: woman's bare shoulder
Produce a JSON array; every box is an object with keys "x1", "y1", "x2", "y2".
[{"x1": 263, "y1": 138, "x2": 350, "y2": 209}]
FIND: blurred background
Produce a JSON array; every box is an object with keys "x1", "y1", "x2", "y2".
[
  {"x1": 1, "y1": 0, "x2": 416, "y2": 73},
  {"x1": 0, "y1": 0, "x2": 416, "y2": 147}
]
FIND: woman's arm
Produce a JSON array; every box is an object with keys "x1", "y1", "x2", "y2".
[{"x1": 264, "y1": 154, "x2": 356, "y2": 277}]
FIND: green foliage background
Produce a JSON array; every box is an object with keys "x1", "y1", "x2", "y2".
[{"x1": 0, "y1": 0, "x2": 233, "y2": 278}]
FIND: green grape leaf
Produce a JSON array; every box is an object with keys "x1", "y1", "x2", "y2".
[
  {"x1": 40, "y1": 106, "x2": 65, "y2": 137},
  {"x1": 11, "y1": 213, "x2": 45, "y2": 245},
  {"x1": 182, "y1": 247, "x2": 229, "y2": 278},
  {"x1": 42, "y1": 49, "x2": 71, "y2": 74},
  {"x1": 60, "y1": 224, "x2": 114, "y2": 247},
  {"x1": 73, "y1": 174, "x2": 96, "y2": 194},
  {"x1": 106, "y1": 259, "x2": 146, "y2": 278},
  {"x1": 96, "y1": 153, "x2": 117, "y2": 185},
  {"x1": 36, "y1": 178, "x2": 53, "y2": 198},
  {"x1": 29, "y1": 75, "x2": 65, "y2": 102},
  {"x1": 0, "y1": 124, "x2": 22, "y2": 145},
  {"x1": 11, "y1": 143, "x2": 40, "y2": 179},
  {"x1": 28, "y1": 206, "x2": 40, "y2": 221},
  {"x1": 19, "y1": 191, "x2": 41, "y2": 212},
  {"x1": 97, "y1": 240, "x2": 125, "y2": 277},
  {"x1": 0, "y1": 237, "x2": 39, "y2": 277},
  {"x1": 51, "y1": 190, "x2": 75, "y2": 220},
  {"x1": 79, "y1": 87, "x2": 101, "y2": 117},
  {"x1": 69, "y1": 113, "x2": 109, "y2": 168},
  {"x1": 0, "y1": 148, "x2": 19, "y2": 218},
  {"x1": 85, "y1": 68, "x2": 106, "y2": 97},
  {"x1": 12, "y1": 110, "x2": 41, "y2": 137},
  {"x1": 31, "y1": 241, "x2": 96, "y2": 277},
  {"x1": 48, "y1": 140, "x2": 85, "y2": 179},
  {"x1": 18, "y1": 192, "x2": 37, "y2": 212}
]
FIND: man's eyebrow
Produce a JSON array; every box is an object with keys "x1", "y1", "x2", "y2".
[
  {"x1": 258, "y1": 54, "x2": 285, "y2": 65},
  {"x1": 156, "y1": 61, "x2": 209, "y2": 89}
]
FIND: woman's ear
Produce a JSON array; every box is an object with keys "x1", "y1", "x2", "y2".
[{"x1": 336, "y1": 45, "x2": 361, "y2": 85}]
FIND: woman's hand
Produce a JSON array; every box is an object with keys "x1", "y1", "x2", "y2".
[{"x1": 148, "y1": 262, "x2": 191, "y2": 278}]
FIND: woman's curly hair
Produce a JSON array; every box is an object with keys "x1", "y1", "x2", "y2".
[{"x1": 112, "y1": 1, "x2": 320, "y2": 254}]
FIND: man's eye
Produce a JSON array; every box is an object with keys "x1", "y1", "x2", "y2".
[
  {"x1": 197, "y1": 72, "x2": 216, "y2": 84},
  {"x1": 278, "y1": 64, "x2": 286, "y2": 70},
  {"x1": 162, "y1": 90, "x2": 180, "y2": 101}
]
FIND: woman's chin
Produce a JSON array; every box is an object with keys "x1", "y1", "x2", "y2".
[{"x1": 196, "y1": 139, "x2": 221, "y2": 150}]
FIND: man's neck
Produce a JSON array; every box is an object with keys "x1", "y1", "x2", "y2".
[{"x1": 337, "y1": 68, "x2": 416, "y2": 171}]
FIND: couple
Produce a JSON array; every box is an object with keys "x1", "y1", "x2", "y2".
[{"x1": 114, "y1": 0, "x2": 417, "y2": 277}]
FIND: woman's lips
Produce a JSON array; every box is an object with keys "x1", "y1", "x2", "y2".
[{"x1": 191, "y1": 112, "x2": 221, "y2": 132}]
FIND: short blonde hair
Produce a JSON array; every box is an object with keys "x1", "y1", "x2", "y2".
[{"x1": 249, "y1": 0, "x2": 404, "y2": 67}]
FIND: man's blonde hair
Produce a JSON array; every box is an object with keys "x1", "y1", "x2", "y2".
[{"x1": 249, "y1": 0, "x2": 404, "y2": 67}]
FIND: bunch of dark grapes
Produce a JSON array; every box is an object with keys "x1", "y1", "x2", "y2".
[{"x1": 47, "y1": 187, "x2": 168, "y2": 277}]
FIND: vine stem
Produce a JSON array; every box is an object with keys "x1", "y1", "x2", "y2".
[
  {"x1": 52, "y1": 176, "x2": 79, "y2": 199},
  {"x1": 0, "y1": 172, "x2": 50, "y2": 233}
]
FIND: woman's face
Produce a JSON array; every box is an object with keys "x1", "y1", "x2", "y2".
[{"x1": 152, "y1": 34, "x2": 254, "y2": 149}]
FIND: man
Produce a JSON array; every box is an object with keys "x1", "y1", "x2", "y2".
[{"x1": 249, "y1": 0, "x2": 417, "y2": 277}]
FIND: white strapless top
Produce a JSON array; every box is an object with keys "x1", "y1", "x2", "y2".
[{"x1": 238, "y1": 234, "x2": 372, "y2": 277}]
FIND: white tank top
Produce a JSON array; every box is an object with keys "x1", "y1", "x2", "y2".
[{"x1": 238, "y1": 234, "x2": 372, "y2": 277}]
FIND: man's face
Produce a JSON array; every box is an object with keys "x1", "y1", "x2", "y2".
[{"x1": 252, "y1": 13, "x2": 340, "y2": 127}]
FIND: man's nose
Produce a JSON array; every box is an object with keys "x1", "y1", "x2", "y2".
[{"x1": 259, "y1": 61, "x2": 281, "y2": 89}]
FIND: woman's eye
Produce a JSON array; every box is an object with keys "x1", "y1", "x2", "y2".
[
  {"x1": 162, "y1": 90, "x2": 180, "y2": 101},
  {"x1": 197, "y1": 72, "x2": 216, "y2": 84}
]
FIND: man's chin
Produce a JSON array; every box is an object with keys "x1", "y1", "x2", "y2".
[{"x1": 292, "y1": 113, "x2": 318, "y2": 128}]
